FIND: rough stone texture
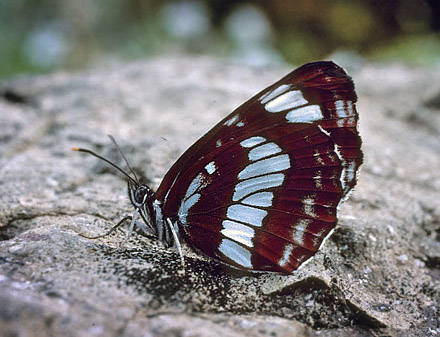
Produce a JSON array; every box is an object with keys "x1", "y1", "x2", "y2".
[{"x1": 0, "y1": 56, "x2": 439, "y2": 337}]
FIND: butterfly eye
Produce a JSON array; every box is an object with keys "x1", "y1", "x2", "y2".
[
  {"x1": 137, "y1": 186, "x2": 150, "y2": 203},
  {"x1": 130, "y1": 184, "x2": 150, "y2": 206}
]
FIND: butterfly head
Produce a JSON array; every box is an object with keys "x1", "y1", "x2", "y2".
[
  {"x1": 73, "y1": 139, "x2": 164, "y2": 243},
  {"x1": 128, "y1": 182, "x2": 154, "y2": 208}
]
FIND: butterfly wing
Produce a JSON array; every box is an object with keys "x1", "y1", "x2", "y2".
[{"x1": 155, "y1": 61, "x2": 362, "y2": 272}]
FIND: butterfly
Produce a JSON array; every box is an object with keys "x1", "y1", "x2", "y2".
[{"x1": 74, "y1": 61, "x2": 362, "y2": 273}]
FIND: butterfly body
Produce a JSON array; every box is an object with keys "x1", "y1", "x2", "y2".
[{"x1": 82, "y1": 61, "x2": 362, "y2": 273}]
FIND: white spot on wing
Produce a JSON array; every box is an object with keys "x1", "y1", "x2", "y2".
[
  {"x1": 226, "y1": 204, "x2": 267, "y2": 227},
  {"x1": 347, "y1": 101, "x2": 354, "y2": 117},
  {"x1": 240, "y1": 136, "x2": 266, "y2": 148},
  {"x1": 317, "y1": 125, "x2": 330, "y2": 137},
  {"x1": 314, "y1": 149, "x2": 325, "y2": 166},
  {"x1": 312, "y1": 236, "x2": 321, "y2": 249},
  {"x1": 333, "y1": 143, "x2": 346, "y2": 191},
  {"x1": 303, "y1": 195, "x2": 317, "y2": 218},
  {"x1": 233, "y1": 173, "x2": 285, "y2": 201},
  {"x1": 238, "y1": 154, "x2": 290, "y2": 180},
  {"x1": 278, "y1": 243, "x2": 294, "y2": 268},
  {"x1": 241, "y1": 192, "x2": 274, "y2": 207},
  {"x1": 260, "y1": 84, "x2": 291, "y2": 104},
  {"x1": 178, "y1": 193, "x2": 200, "y2": 224},
  {"x1": 224, "y1": 114, "x2": 239, "y2": 126},
  {"x1": 285, "y1": 105, "x2": 323, "y2": 123},
  {"x1": 335, "y1": 100, "x2": 354, "y2": 118},
  {"x1": 292, "y1": 218, "x2": 312, "y2": 246},
  {"x1": 184, "y1": 173, "x2": 204, "y2": 199},
  {"x1": 236, "y1": 121, "x2": 245, "y2": 127},
  {"x1": 205, "y1": 161, "x2": 216, "y2": 175},
  {"x1": 265, "y1": 90, "x2": 308, "y2": 112},
  {"x1": 248, "y1": 142, "x2": 282, "y2": 161},
  {"x1": 334, "y1": 143, "x2": 343, "y2": 162},
  {"x1": 218, "y1": 239, "x2": 252, "y2": 268},
  {"x1": 346, "y1": 160, "x2": 356, "y2": 181},
  {"x1": 313, "y1": 170, "x2": 323, "y2": 189},
  {"x1": 216, "y1": 139, "x2": 222, "y2": 148},
  {"x1": 221, "y1": 220, "x2": 255, "y2": 247},
  {"x1": 335, "y1": 100, "x2": 345, "y2": 117}
]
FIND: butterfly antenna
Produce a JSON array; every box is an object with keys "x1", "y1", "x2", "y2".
[
  {"x1": 72, "y1": 147, "x2": 138, "y2": 185},
  {"x1": 108, "y1": 135, "x2": 140, "y2": 184}
]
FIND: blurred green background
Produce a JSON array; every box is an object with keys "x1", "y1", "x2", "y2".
[{"x1": 1, "y1": 0, "x2": 439, "y2": 79}]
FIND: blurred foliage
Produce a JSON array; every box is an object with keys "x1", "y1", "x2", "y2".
[{"x1": 0, "y1": 0, "x2": 439, "y2": 79}]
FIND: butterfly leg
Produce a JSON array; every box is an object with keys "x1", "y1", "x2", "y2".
[
  {"x1": 166, "y1": 218, "x2": 185, "y2": 268},
  {"x1": 118, "y1": 207, "x2": 141, "y2": 249},
  {"x1": 132, "y1": 219, "x2": 156, "y2": 237},
  {"x1": 78, "y1": 215, "x2": 132, "y2": 239},
  {"x1": 118, "y1": 218, "x2": 156, "y2": 249}
]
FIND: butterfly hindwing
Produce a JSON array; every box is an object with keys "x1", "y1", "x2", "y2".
[
  {"x1": 174, "y1": 124, "x2": 342, "y2": 272},
  {"x1": 155, "y1": 61, "x2": 362, "y2": 272}
]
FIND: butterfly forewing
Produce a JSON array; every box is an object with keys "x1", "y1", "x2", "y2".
[{"x1": 155, "y1": 61, "x2": 362, "y2": 272}]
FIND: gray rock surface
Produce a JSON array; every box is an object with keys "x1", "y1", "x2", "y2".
[{"x1": 0, "y1": 56, "x2": 439, "y2": 337}]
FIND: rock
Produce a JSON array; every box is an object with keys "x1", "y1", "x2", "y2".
[{"x1": 0, "y1": 56, "x2": 439, "y2": 337}]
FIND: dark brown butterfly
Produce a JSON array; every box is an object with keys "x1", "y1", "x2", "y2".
[{"x1": 75, "y1": 61, "x2": 362, "y2": 273}]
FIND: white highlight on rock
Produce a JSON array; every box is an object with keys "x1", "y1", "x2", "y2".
[
  {"x1": 205, "y1": 161, "x2": 216, "y2": 175},
  {"x1": 224, "y1": 114, "x2": 239, "y2": 126},
  {"x1": 219, "y1": 239, "x2": 253, "y2": 268},
  {"x1": 265, "y1": 90, "x2": 308, "y2": 112},
  {"x1": 221, "y1": 220, "x2": 255, "y2": 247},
  {"x1": 260, "y1": 84, "x2": 291, "y2": 104},
  {"x1": 278, "y1": 243, "x2": 294, "y2": 268},
  {"x1": 248, "y1": 142, "x2": 282, "y2": 162},
  {"x1": 238, "y1": 154, "x2": 290, "y2": 180},
  {"x1": 242, "y1": 192, "x2": 274, "y2": 207},
  {"x1": 233, "y1": 173, "x2": 285, "y2": 201},
  {"x1": 226, "y1": 204, "x2": 267, "y2": 227},
  {"x1": 240, "y1": 136, "x2": 266, "y2": 148},
  {"x1": 285, "y1": 105, "x2": 323, "y2": 123}
]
